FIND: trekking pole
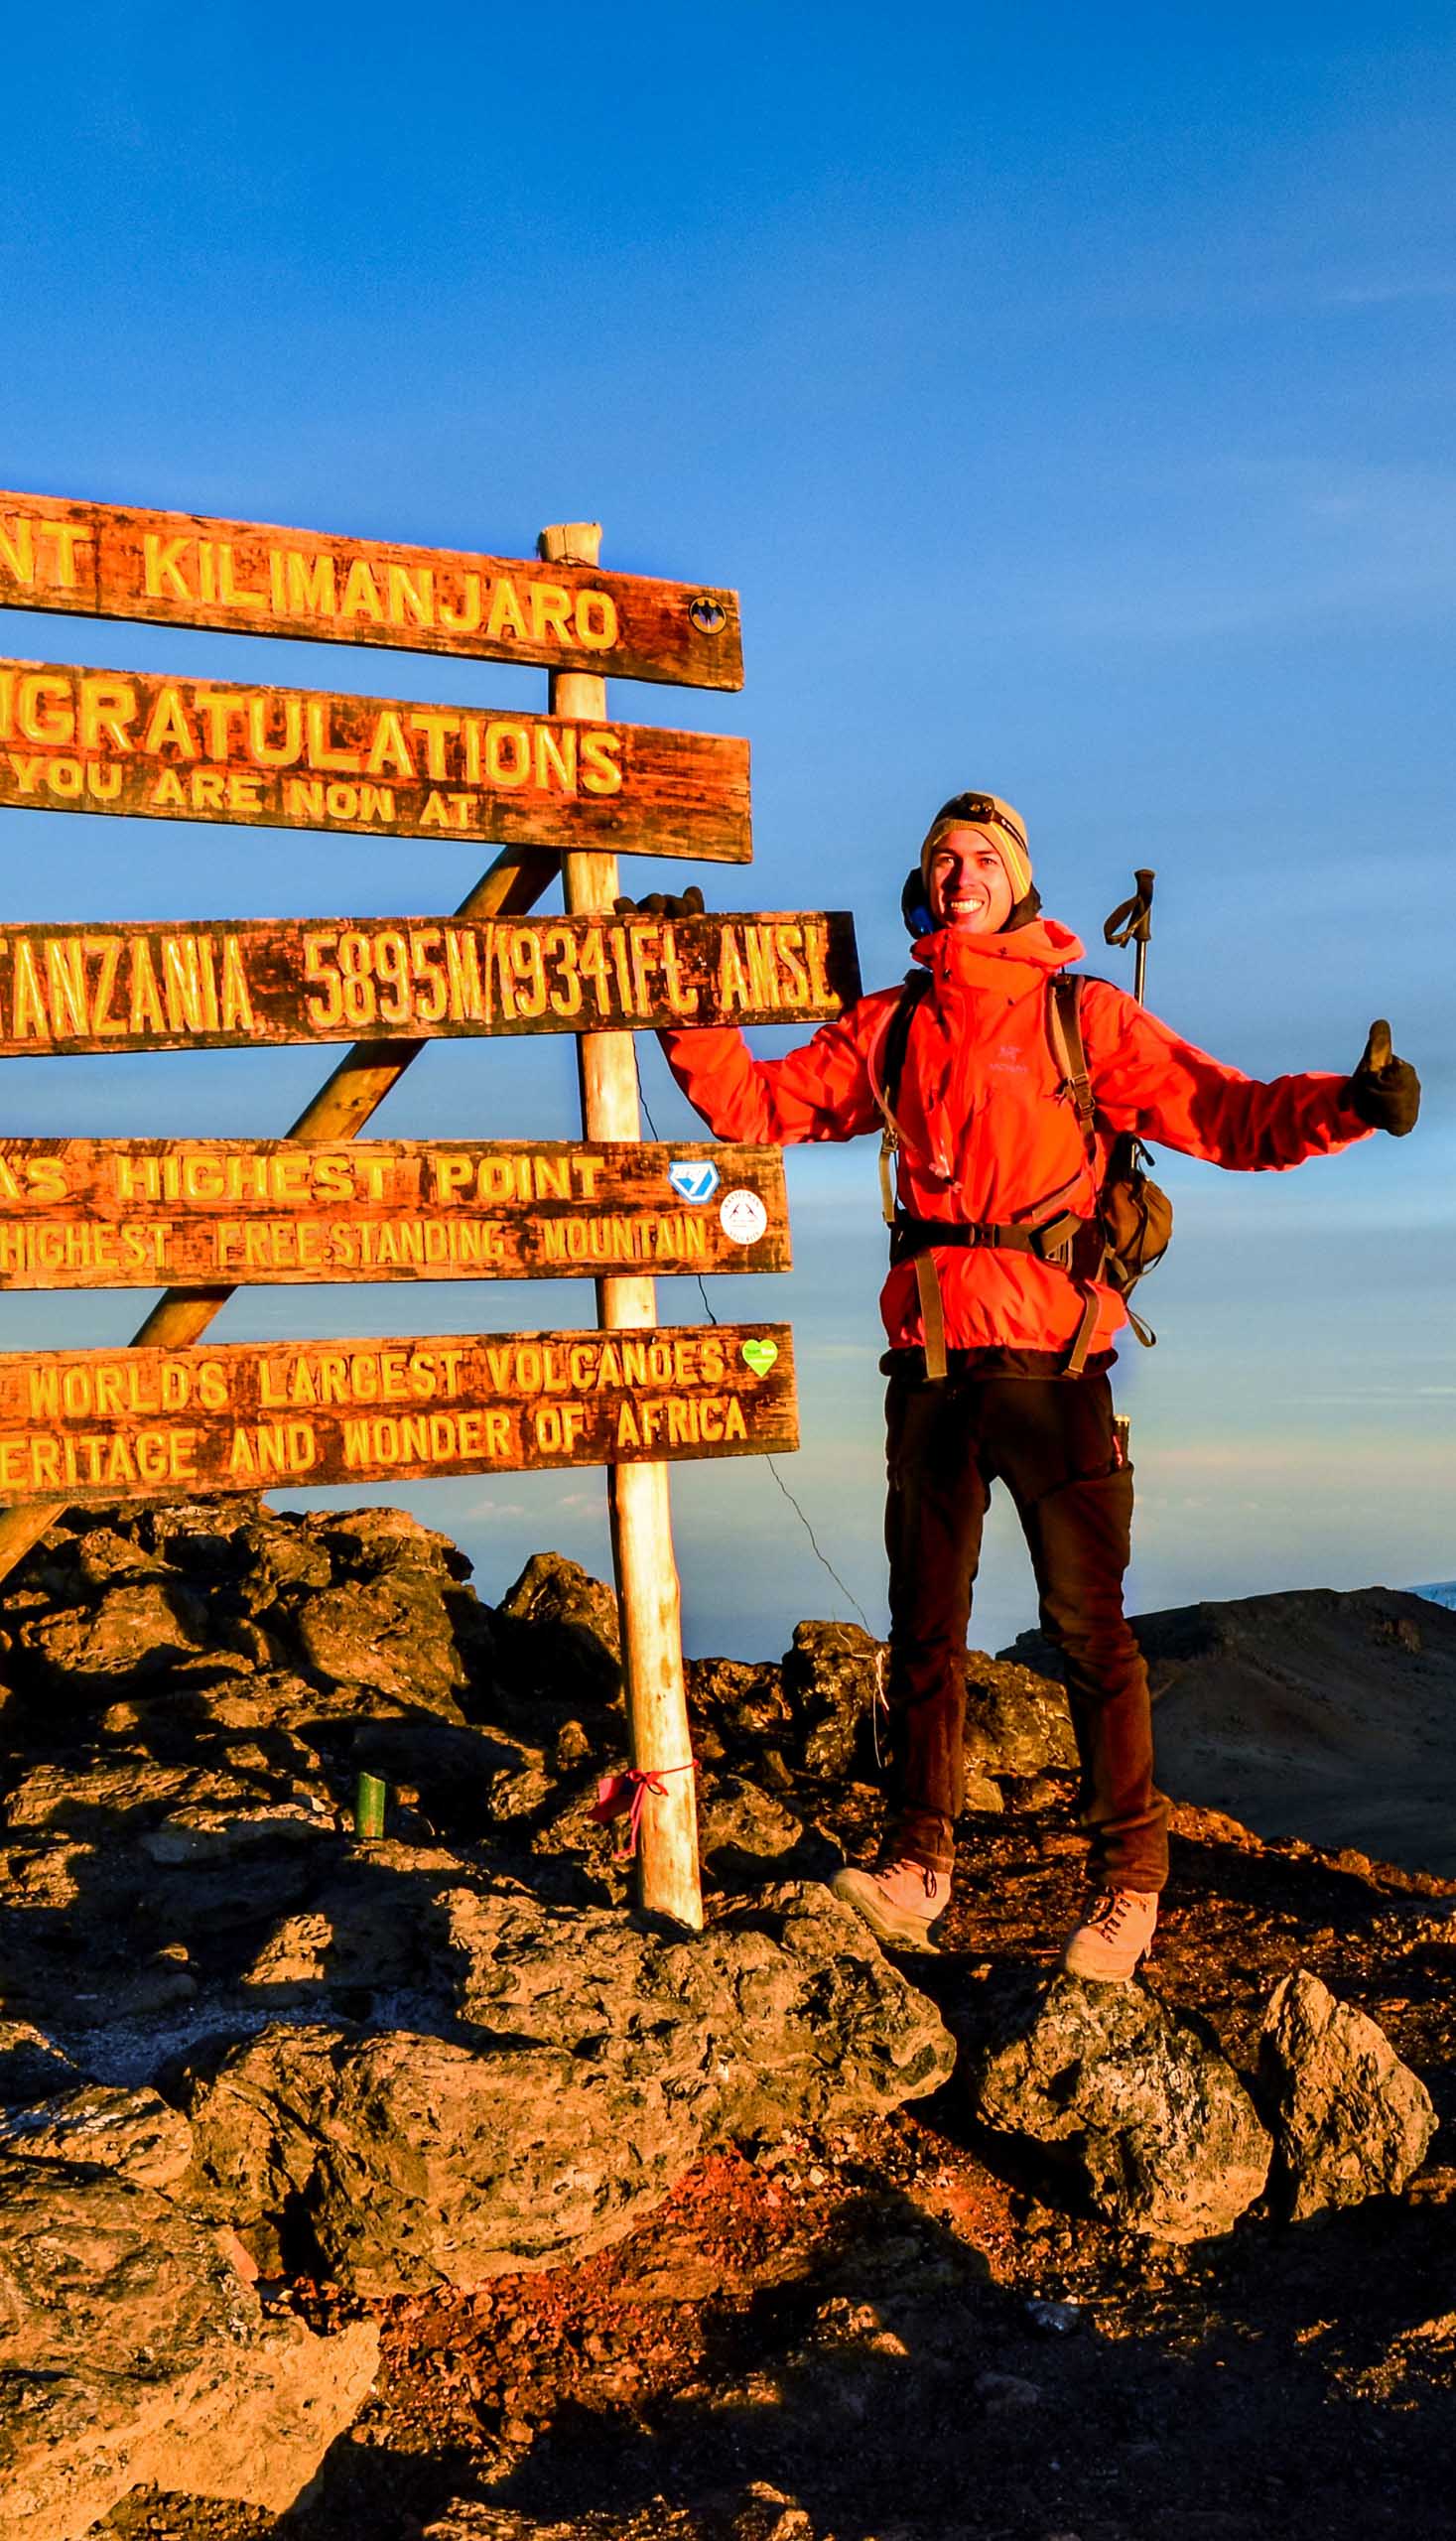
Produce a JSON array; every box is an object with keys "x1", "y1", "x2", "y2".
[
  {"x1": 1103, "y1": 868, "x2": 1155, "y2": 1004},
  {"x1": 1101, "y1": 869, "x2": 1157, "y2": 1469}
]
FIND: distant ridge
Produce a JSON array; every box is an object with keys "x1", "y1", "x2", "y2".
[{"x1": 1004, "y1": 1582, "x2": 1456, "y2": 1875}]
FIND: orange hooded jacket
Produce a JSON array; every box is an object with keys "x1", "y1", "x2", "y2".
[{"x1": 662, "y1": 915, "x2": 1372, "y2": 1362}]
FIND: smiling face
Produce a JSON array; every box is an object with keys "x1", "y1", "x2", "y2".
[{"x1": 926, "y1": 828, "x2": 1016, "y2": 934}]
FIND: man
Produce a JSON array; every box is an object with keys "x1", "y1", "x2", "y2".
[{"x1": 655, "y1": 794, "x2": 1419, "y2": 1978}]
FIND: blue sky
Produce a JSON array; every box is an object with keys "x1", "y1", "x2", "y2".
[{"x1": 2, "y1": 2, "x2": 1451, "y2": 1655}]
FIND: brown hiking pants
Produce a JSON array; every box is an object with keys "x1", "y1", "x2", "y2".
[{"x1": 883, "y1": 1366, "x2": 1168, "y2": 1891}]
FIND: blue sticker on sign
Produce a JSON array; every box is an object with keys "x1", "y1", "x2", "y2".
[{"x1": 668, "y1": 1160, "x2": 720, "y2": 1204}]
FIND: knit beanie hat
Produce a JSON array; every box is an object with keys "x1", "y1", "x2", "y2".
[{"x1": 919, "y1": 792, "x2": 1033, "y2": 902}]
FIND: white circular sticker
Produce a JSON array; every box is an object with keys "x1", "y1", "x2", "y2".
[{"x1": 719, "y1": 1187, "x2": 768, "y2": 1246}]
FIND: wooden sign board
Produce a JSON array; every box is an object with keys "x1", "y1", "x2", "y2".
[
  {"x1": 0, "y1": 658, "x2": 750, "y2": 864},
  {"x1": 0, "y1": 1137, "x2": 789, "y2": 1289},
  {"x1": 0, "y1": 911, "x2": 860, "y2": 1057},
  {"x1": 0, "y1": 491, "x2": 743, "y2": 691},
  {"x1": 0, "y1": 1324, "x2": 798, "y2": 1505}
]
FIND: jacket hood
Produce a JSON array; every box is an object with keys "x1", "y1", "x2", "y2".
[{"x1": 911, "y1": 915, "x2": 1084, "y2": 991}]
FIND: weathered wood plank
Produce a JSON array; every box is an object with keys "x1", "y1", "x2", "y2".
[
  {"x1": 0, "y1": 657, "x2": 750, "y2": 864},
  {"x1": 0, "y1": 1137, "x2": 789, "y2": 1288},
  {"x1": 0, "y1": 911, "x2": 860, "y2": 1055},
  {"x1": 0, "y1": 1324, "x2": 797, "y2": 1505},
  {"x1": 0, "y1": 490, "x2": 743, "y2": 690}
]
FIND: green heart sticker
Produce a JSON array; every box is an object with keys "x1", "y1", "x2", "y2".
[{"x1": 741, "y1": 1338, "x2": 778, "y2": 1378}]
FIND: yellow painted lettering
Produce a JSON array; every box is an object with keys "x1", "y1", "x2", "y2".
[
  {"x1": 144, "y1": 533, "x2": 193, "y2": 600},
  {"x1": 485, "y1": 576, "x2": 527, "y2": 641},
  {"x1": 386, "y1": 562, "x2": 434, "y2": 625},
  {"x1": 305, "y1": 701, "x2": 360, "y2": 772},
  {"x1": 246, "y1": 695, "x2": 304, "y2": 767},
  {"x1": 127, "y1": 940, "x2": 166, "y2": 1034},
  {"x1": 77, "y1": 676, "x2": 136, "y2": 751},
  {"x1": 142, "y1": 686, "x2": 199, "y2": 758},
  {"x1": 283, "y1": 550, "x2": 337, "y2": 616},
  {"x1": 219, "y1": 939, "x2": 256, "y2": 1033},
  {"x1": 13, "y1": 942, "x2": 51, "y2": 1040},
  {"x1": 0, "y1": 517, "x2": 35, "y2": 585},
  {"x1": 339, "y1": 557, "x2": 384, "y2": 620},
  {"x1": 365, "y1": 709, "x2": 416, "y2": 778},
  {"x1": 438, "y1": 569, "x2": 482, "y2": 633},
  {"x1": 215, "y1": 544, "x2": 267, "y2": 612},
  {"x1": 528, "y1": 581, "x2": 572, "y2": 645},
  {"x1": 18, "y1": 675, "x2": 74, "y2": 746},
  {"x1": 580, "y1": 731, "x2": 622, "y2": 794}
]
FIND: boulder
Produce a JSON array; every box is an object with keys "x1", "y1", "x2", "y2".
[
  {"x1": 15, "y1": 1578, "x2": 210, "y2": 1687},
  {"x1": 1258, "y1": 1966, "x2": 1438, "y2": 2217},
  {"x1": 179, "y1": 1877, "x2": 955, "y2": 2293},
  {"x1": 963, "y1": 1650, "x2": 1077, "y2": 1781},
  {"x1": 688, "y1": 1656, "x2": 796, "y2": 1767},
  {"x1": 782, "y1": 1621, "x2": 883, "y2": 1777},
  {"x1": 0, "y1": 2082, "x2": 193, "y2": 2190},
  {"x1": 970, "y1": 1974, "x2": 1271, "y2": 2241},
  {"x1": 0, "y1": 2153, "x2": 377, "y2": 2541},
  {"x1": 495, "y1": 1549, "x2": 623, "y2": 1713},
  {"x1": 697, "y1": 1773, "x2": 828, "y2": 1885}
]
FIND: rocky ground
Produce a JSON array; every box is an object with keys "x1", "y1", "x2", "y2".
[{"x1": 0, "y1": 1500, "x2": 1451, "y2": 2541}]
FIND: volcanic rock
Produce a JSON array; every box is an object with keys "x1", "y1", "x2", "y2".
[
  {"x1": 1258, "y1": 1966, "x2": 1438, "y2": 2217},
  {"x1": 963, "y1": 1650, "x2": 1077, "y2": 1781},
  {"x1": 688, "y1": 1656, "x2": 797, "y2": 1768},
  {"x1": 970, "y1": 1974, "x2": 1271, "y2": 2240},
  {"x1": 782, "y1": 1620, "x2": 883, "y2": 1776},
  {"x1": 0, "y1": 2080, "x2": 193, "y2": 2189},
  {"x1": 179, "y1": 1878, "x2": 955, "y2": 2293},
  {"x1": 0, "y1": 2152, "x2": 377, "y2": 2541},
  {"x1": 496, "y1": 1548, "x2": 622, "y2": 1702}
]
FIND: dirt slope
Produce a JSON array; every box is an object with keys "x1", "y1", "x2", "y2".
[{"x1": 1007, "y1": 1583, "x2": 1456, "y2": 1874}]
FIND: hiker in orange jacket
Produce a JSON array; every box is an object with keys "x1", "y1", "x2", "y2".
[{"x1": 654, "y1": 794, "x2": 1420, "y2": 1977}]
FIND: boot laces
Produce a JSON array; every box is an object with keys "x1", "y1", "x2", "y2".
[
  {"x1": 882, "y1": 1859, "x2": 939, "y2": 1903},
  {"x1": 1087, "y1": 1889, "x2": 1135, "y2": 1935}
]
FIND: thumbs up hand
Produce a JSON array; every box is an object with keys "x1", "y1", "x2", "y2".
[{"x1": 1346, "y1": 1018, "x2": 1420, "y2": 1137}]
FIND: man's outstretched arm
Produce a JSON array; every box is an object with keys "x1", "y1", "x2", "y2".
[
  {"x1": 660, "y1": 1009, "x2": 884, "y2": 1146},
  {"x1": 618, "y1": 888, "x2": 886, "y2": 1146},
  {"x1": 1081, "y1": 981, "x2": 1419, "y2": 1170}
]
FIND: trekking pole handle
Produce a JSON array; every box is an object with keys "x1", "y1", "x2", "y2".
[{"x1": 1103, "y1": 869, "x2": 1155, "y2": 1005}]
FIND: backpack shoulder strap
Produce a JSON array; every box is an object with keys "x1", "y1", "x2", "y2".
[
  {"x1": 872, "y1": 971, "x2": 932, "y2": 1229},
  {"x1": 875, "y1": 971, "x2": 932, "y2": 1124},
  {"x1": 1046, "y1": 973, "x2": 1098, "y2": 1167}
]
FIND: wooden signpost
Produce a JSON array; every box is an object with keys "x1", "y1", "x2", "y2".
[
  {"x1": 0, "y1": 1324, "x2": 798, "y2": 1505},
  {"x1": 0, "y1": 490, "x2": 860, "y2": 1934},
  {"x1": 0, "y1": 911, "x2": 858, "y2": 1056},
  {"x1": 0, "y1": 1137, "x2": 789, "y2": 1288},
  {"x1": 0, "y1": 657, "x2": 751, "y2": 862},
  {"x1": 0, "y1": 490, "x2": 743, "y2": 689}
]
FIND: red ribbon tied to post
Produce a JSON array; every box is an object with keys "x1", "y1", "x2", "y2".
[{"x1": 590, "y1": 1760, "x2": 698, "y2": 1861}]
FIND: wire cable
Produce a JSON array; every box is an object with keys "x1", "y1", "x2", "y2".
[{"x1": 635, "y1": 1062, "x2": 875, "y2": 1637}]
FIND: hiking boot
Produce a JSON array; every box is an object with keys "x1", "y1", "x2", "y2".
[
  {"x1": 831, "y1": 1857, "x2": 946, "y2": 1951},
  {"x1": 1061, "y1": 1887, "x2": 1158, "y2": 1983}
]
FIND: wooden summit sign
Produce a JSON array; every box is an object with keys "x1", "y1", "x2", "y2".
[
  {"x1": 0, "y1": 1324, "x2": 798, "y2": 1505},
  {"x1": 0, "y1": 492, "x2": 743, "y2": 690},
  {"x1": 0, "y1": 911, "x2": 859, "y2": 1055},
  {"x1": 0, "y1": 658, "x2": 750, "y2": 862},
  {"x1": 0, "y1": 1137, "x2": 789, "y2": 1288}
]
